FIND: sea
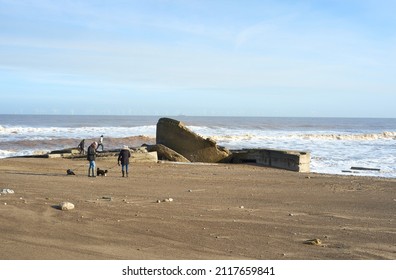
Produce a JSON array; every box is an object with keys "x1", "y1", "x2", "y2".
[{"x1": 1, "y1": 114, "x2": 396, "y2": 178}]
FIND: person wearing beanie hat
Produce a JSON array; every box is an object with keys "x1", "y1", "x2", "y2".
[
  {"x1": 117, "y1": 145, "x2": 131, "y2": 177},
  {"x1": 87, "y1": 142, "x2": 98, "y2": 177}
]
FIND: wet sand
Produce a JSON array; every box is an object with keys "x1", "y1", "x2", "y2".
[{"x1": 0, "y1": 157, "x2": 395, "y2": 260}]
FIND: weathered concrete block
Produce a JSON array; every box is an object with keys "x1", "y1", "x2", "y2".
[
  {"x1": 156, "y1": 118, "x2": 231, "y2": 163},
  {"x1": 144, "y1": 144, "x2": 190, "y2": 162},
  {"x1": 230, "y1": 149, "x2": 310, "y2": 172}
]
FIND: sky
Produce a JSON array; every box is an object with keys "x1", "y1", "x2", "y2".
[{"x1": 0, "y1": 0, "x2": 395, "y2": 117}]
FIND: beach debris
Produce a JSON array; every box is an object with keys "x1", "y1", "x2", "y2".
[
  {"x1": 59, "y1": 202, "x2": 75, "y2": 211},
  {"x1": 101, "y1": 196, "x2": 113, "y2": 201},
  {"x1": 351, "y1": 166, "x2": 380, "y2": 171},
  {"x1": 239, "y1": 206, "x2": 244, "y2": 209},
  {"x1": 303, "y1": 239, "x2": 322, "y2": 246},
  {"x1": 1, "y1": 188, "x2": 15, "y2": 194},
  {"x1": 157, "y1": 198, "x2": 174, "y2": 203},
  {"x1": 342, "y1": 170, "x2": 360, "y2": 174}
]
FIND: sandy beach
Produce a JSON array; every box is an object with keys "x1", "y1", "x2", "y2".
[{"x1": 0, "y1": 156, "x2": 395, "y2": 260}]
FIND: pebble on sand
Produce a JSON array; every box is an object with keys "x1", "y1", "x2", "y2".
[
  {"x1": 156, "y1": 198, "x2": 174, "y2": 203},
  {"x1": 1, "y1": 189, "x2": 15, "y2": 194},
  {"x1": 303, "y1": 239, "x2": 322, "y2": 246},
  {"x1": 60, "y1": 202, "x2": 75, "y2": 211}
]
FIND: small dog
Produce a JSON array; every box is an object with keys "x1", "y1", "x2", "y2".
[
  {"x1": 97, "y1": 168, "x2": 108, "y2": 176},
  {"x1": 66, "y1": 169, "x2": 76, "y2": 175}
]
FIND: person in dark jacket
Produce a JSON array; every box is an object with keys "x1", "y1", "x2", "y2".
[
  {"x1": 78, "y1": 139, "x2": 85, "y2": 155},
  {"x1": 118, "y1": 145, "x2": 131, "y2": 177},
  {"x1": 87, "y1": 142, "x2": 98, "y2": 177}
]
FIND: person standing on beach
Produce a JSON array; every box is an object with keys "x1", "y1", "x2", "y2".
[
  {"x1": 118, "y1": 145, "x2": 131, "y2": 177},
  {"x1": 78, "y1": 139, "x2": 85, "y2": 155},
  {"x1": 87, "y1": 142, "x2": 98, "y2": 177},
  {"x1": 97, "y1": 135, "x2": 104, "y2": 151}
]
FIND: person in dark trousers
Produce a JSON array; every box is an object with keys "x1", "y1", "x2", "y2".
[
  {"x1": 78, "y1": 139, "x2": 85, "y2": 155},
  {"x1": 97, "y1": 135, "x2": 104, "y2": 151},
  {"x1": 87, "y1": 142, "x2": 98, "y2": 177},
  {"x1": 118, "y1": 145, "x2": 131, "y2": 177}
]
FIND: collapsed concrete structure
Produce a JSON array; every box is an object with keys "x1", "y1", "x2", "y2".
[
  {"x1": 156, "y1": 118, "x2": 232, "y2": 163},
  {"x1": 156, "y1": 117, "x2": 311, "y2": 172}
]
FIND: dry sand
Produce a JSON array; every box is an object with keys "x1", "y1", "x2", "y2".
[{"x1": 0, "y1": 157, "x2": 395, "y2": 260}]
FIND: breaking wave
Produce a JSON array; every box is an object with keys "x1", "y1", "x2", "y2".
[
  {"x1": 210, "y1": 131, "x2": 396, "y2": 144},
  {"x1": 299, "y1": 131, "x2": 396, "y2": 141},
  {"x1": 0, "y1": 125, "x2": 156, "y2": 142}
]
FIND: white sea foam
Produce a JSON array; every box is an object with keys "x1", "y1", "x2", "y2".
[
  {"x1": 299, "y1": 131, "x2": 396, "y2": 140},
  {"x1": 0, "y1": 149, "x2": 16, "y2": 158},
  {"x1": 0, "y1": 149, "x2": 43, "y2": 158},
  {"x1": 0, "y1": 125, "x2": 156, "y2": 142}
]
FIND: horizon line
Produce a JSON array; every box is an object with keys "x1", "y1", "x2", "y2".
[{"x1": 0, "y1": 113, "x2": 395, "y2": 119}]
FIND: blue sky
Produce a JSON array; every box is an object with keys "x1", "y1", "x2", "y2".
[{"x1": 0, "y1": 0, "x2": 395, "y2": 117}]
